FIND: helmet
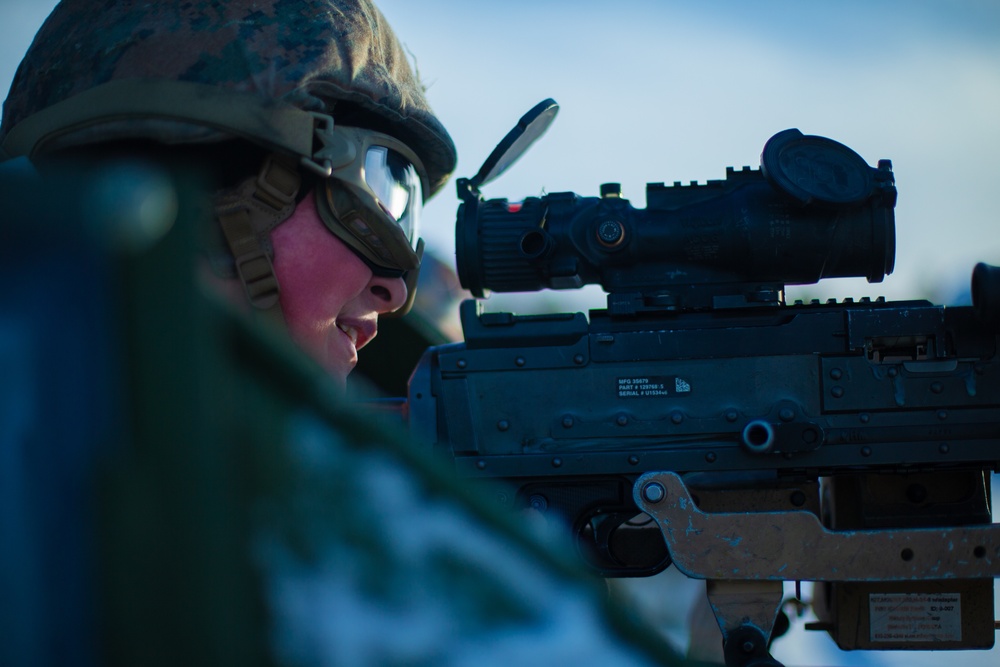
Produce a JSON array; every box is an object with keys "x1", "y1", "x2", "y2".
[
  {"x1": 0, "y1": 0, "x2": 455, "y2": 190},
  {"x1": 0, "y1": 0, "x2": 457, "y2": 312}
]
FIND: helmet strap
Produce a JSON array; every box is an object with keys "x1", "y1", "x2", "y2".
[{"x1": 214, "y1": 153, "x2": 301, "y2": 312}]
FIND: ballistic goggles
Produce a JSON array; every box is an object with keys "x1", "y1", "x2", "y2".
[{"x1": 307, "y1": 121, "x2": 428, "y2": 279}]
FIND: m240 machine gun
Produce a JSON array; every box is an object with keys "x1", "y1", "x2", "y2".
[{"x1": 405, "y1": 100, "x2": 1000, "y2": 666}]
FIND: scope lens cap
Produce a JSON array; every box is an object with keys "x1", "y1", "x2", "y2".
[
  {"x1": 761, "y1": 129, "x2": 874, "y2": 206},
  {"x1": 471, "y1": 99, "x2": 559, "y2": 189}
]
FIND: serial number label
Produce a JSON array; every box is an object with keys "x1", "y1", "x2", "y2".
[
  {"x1": 869, "y1": 593, "x2": 962, "y2": 643},
  {"x1": 617, "y1": 376, "x2": 691, "y2": 398}
]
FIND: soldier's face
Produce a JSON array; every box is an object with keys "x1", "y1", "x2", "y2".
[{"x1": 270, "y1": 190, "x2": 408, "y2": 389}]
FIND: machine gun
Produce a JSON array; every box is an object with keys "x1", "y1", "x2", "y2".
[{"x1": 405, "y1": 101, "x2": 1000, "y2": 666}]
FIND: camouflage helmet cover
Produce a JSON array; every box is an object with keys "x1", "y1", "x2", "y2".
[{"x1": 0, "y1": 0, "x2": 457, "y2": 195}]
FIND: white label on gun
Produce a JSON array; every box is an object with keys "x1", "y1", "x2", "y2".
[
  {"x1": 617, "y1": 376, "x2": 690, "y2": 398},
  {"x1": 869, "y1": 593, "x2": 962, "y2": 643}
]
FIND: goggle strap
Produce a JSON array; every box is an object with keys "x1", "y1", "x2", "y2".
[{"x1": 0, "y1": 79, "x2": 316, "y2": 162}]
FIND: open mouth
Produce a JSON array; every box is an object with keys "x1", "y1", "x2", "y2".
[{"x1": 336, "y1": 321, "x2": 359, "y2": 346}]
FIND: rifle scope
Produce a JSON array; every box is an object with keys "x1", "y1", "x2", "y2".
[{"x1": 456, "y1": 126, "x2": 897, "y2": 313}]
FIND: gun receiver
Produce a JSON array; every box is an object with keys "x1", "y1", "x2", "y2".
[
  {"x1": 408, "y1": 101, "x2": 1000, "y2": 665},
  {"x1": 411, "y1": 291, "x2": 1000, "y2": 564},
  {"x1": 408, "y1": 284, "x2": 1000, "y2": 662}
]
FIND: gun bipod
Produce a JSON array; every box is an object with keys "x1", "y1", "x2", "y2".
[
  {"x1": 635, "y1": 470, "x2": 1000, "y2": 657},
  {"x1": 708, "y1": 580, "x2": 786, "y2": 667}
]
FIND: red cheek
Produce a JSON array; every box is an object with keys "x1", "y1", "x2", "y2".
[
  {"x1": 267, "y1": 191, "x2": 377, "y2": 380},
  {"x1": 271, "y1": 193, "x2": 374, "y2": 310}
]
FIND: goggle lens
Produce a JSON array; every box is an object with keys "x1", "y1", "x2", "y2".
[
  {"x1": 364, "y1": 146, "x2": 422, "y2": 249},
  {"x1": 312, "y1": 124, "x2": 429, "y2": 277}
]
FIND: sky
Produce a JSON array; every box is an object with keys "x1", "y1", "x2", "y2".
[{"x1": 2, "y1": 2, "x2": 999, "y2": 664}]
